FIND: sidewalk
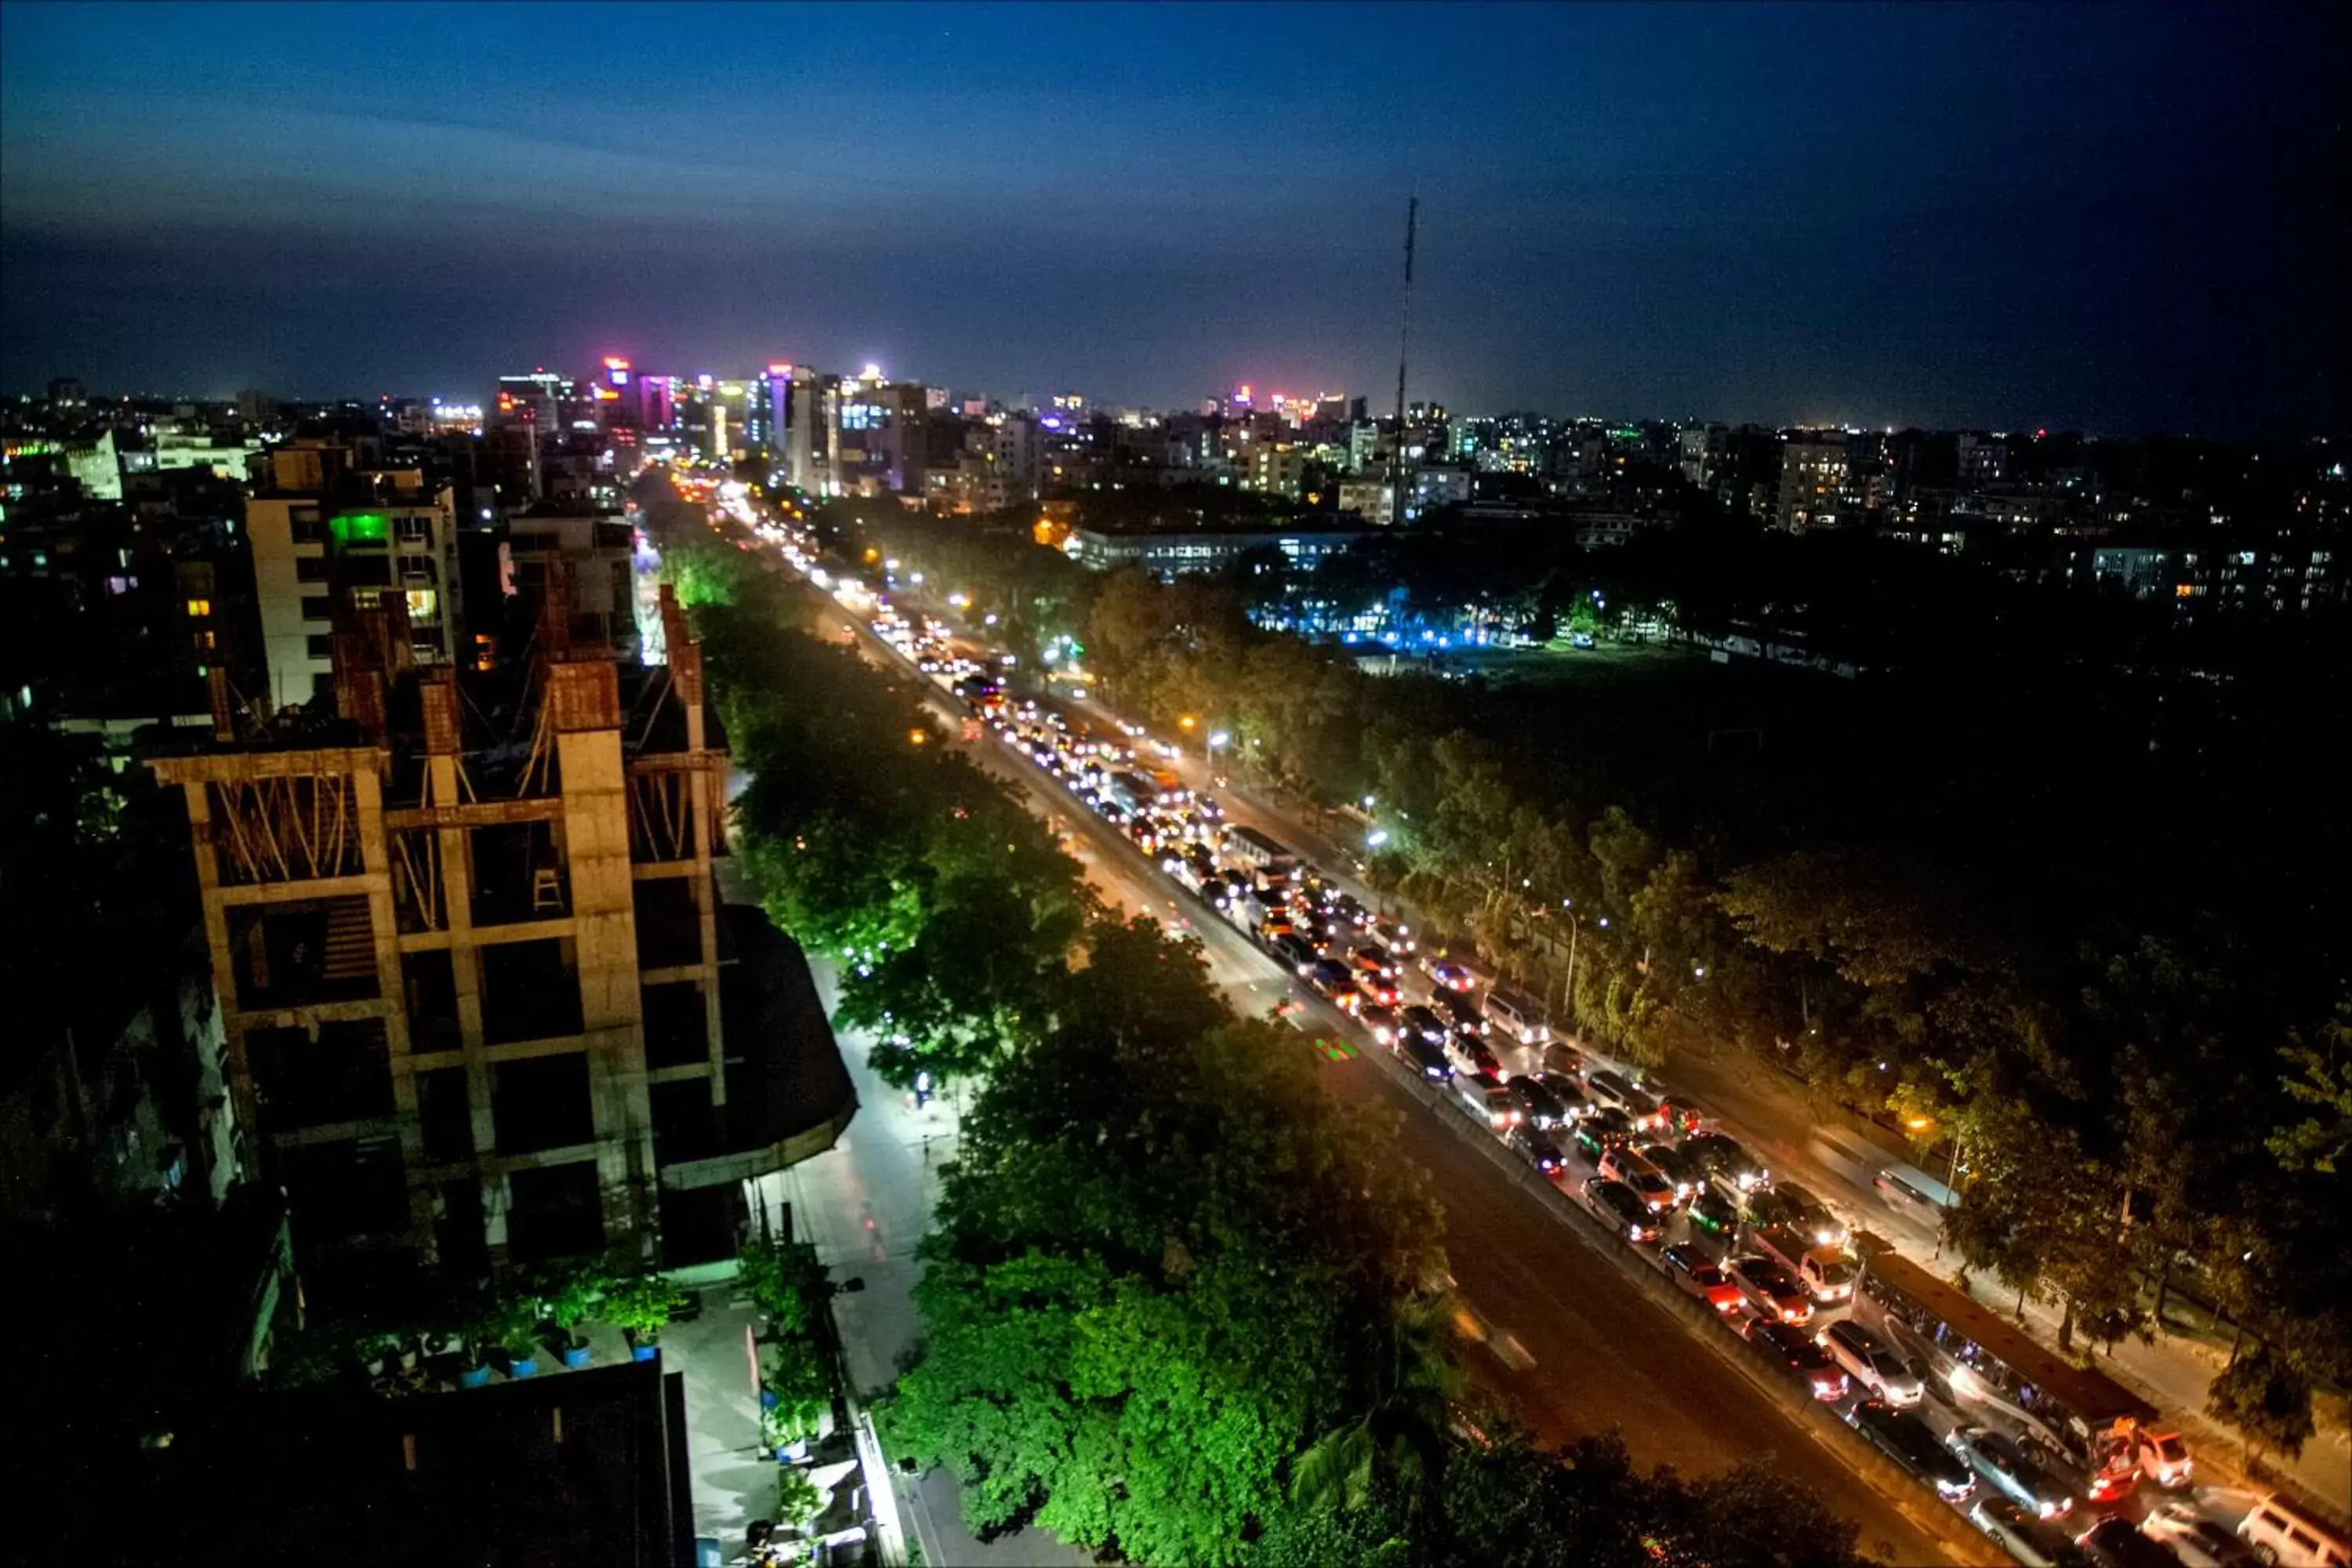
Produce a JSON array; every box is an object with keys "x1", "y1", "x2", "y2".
[{"x1": 751, "y1": 953, "x2": 1094, "y2": 1568}]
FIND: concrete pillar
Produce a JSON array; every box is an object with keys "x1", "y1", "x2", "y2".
[{"x1": 552, "y1": 660, "x2": 657, "y2": 1251}]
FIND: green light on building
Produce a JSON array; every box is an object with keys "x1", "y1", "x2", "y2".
[{"x1": 330, "y1": 511, "x2": 390, "y2": 546}]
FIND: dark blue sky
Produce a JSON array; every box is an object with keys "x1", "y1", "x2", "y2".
[{"x1": 2, "y1": 2, "x2": 2343, "y2": 434}]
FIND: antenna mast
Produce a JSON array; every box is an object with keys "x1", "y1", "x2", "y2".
[{"x1": 1391, "y1": 194, "x2": 1417, "y2": 528}]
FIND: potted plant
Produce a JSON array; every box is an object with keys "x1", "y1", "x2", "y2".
[
  {"x1": 357, "y1": 1330, "x2": 404, "y2": 1381},
  {"x1": 458, "y1": 1312, "x2": 496, "y2": 1388},
  {"x1": 498, "y1": 1294, "x2": 544, "y2": 1378},
  {"x1": 760, "y1": 1347, "x2": 829, "y2": 1460},
  {"x1": 602, "y1": 1272, "x2": 689, "y2": 1361},
  {"x1": 774, "y1": 1467, "x2": 826, "y2": 1534},
  {"x1": 739, "y1": 1239, "x2": 831, "y2": 1338},
  {"x1": 538, "y1": 1263, "x2": 612, "y2": 1369}
]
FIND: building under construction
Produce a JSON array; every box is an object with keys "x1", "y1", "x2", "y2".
[{"x1": 147, "y1": 576, "x2": 855, "y2": 1291}]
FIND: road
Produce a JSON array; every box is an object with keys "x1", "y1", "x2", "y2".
[{"x1": 753, "y1": 547, "x2": 1973, "y2": 1567}]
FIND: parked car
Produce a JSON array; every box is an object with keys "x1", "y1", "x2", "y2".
[
  {"x1": 1504, "y1": 1075, "x2": 1571, "y2": 1130},
  {"x1": 1581, "y1": 1178, "x2": 1660, "y2": 1244},
  {"x1": 1395, "y1": 1033, "x2": 1454, "y2": 1083},
  {"x1": 1454, "y1": 1077, "x2": 1521, "y2": 1131},
  {"x1": 2075, "y1": 1518, "x2": 2190, "y2": 1568},
  {"x1": 1272, "y1": 931, "x2": 1317, "y2": 971},
  {"x1": 1970, "y1": 1498, "x2": 2095, "y2": 1568},
  {"x1": 1534, "y1": 1071, "x2": 1592, "y2": 1120},
  {"x1": 1434, "y1": 987, "x2": 1488, "y2": 1036},
  {"x1": 2134, "y1": 1427, "x2": 2194, "y2": 1491},
  {"x1": 2143, "y1": 1504, "x2": 2260, "y2": 1568},
  {"x1": 1541, "y1": 1042, "x2": 1588, "y2": 1080},
  {"x1": 1639, "y1": 1142, "x2": 1701, "y2": 1203},
  {"x1": 2235, "y1": 1493, "x2": 2350, "y2": 1568},
  {"x1": 1817, "y1": 1319, "x2": 1924, "y2": 1406},
  {"x1": 1687, "y1": 1185, "x2": 1742, "y2": 1239},
  {"x1": 1846, "y1": 1400, "x2": 1975, "y2": 1502},
  {"x1": 1584, "y1": 1070, "x2": 1667, "y2": 1131},
  {"x1": 1307, "y1": 959, "x2": 1356, "y2": 998},
  {"x1": 1598, "y1": 1147, "x2": 1679, "y2": 1212},
  {"x1": 1426, "y1": 958, "x2": 1479, "y2": 992},
  {"x1": 1660, "y1": 1244, "x2": 1746, "y2": 1315},
  {"x1": 1571, "y1": 1108, "x2": 1637, "y2": 1162},
  {"x1": 1484, "y1": 986, "x2": 1551, "y2": 1045},
  {"x1": 1948, "y1": 1426, "x2": 2075, "y2": 1519},
  {"x1": 1740, "y1": 1316, "x2": 1849, "y2": 1401},
  {"x1": 1683, "y1": 1132, "x2": 1770, "y2": 1193},
  {"x1": 1657, "y1": 1095, "x2": 1715, "y2": 1140},
  {"x1": 1744, "y1": 1181, "x2": 1849, "y2": 1247},
  {"x1": 1725, "y1": 1256, "x2": 1813, "y2": 1324},
  {"x1": 1506, "y1": 1123, "x2": 1566, "y2": 1177},
  {"x1": 1446, "y1": 1033, "x2": 1504, "y2": 1082},
  {"x1": 1400, "y1": 1004, "x2": 1450, "y2": 1044}
]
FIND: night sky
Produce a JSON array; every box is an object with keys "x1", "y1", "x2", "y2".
[{"x1": 2, "y1": 2, "x2": 2343, "y2": 435}]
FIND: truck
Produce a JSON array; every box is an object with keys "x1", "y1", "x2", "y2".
[
  {"x1": 1222, "y1": 825, "x2": 1298, "y2": 888},
  {"x1": 1751, "y1": 1225, "x2": 1857, "y2": 1305}
]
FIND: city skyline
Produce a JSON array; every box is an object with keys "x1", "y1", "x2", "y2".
[{"x1": 3, "y1": 2, "x2": 2345, "y2": 438}]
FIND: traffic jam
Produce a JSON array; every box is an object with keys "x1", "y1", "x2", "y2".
[{"x1": 710, "y1": 484, "x2": 2332, "y2": 1568}]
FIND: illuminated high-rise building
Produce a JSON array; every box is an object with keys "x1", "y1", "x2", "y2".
[
  {"x1": 784, "y1": 368, "x2": 836, "y2": 494},
  {"x1": 748, "y1": 365, "x2": 796, "y2": 458}
]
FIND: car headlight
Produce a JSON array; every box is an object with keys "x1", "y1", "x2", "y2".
[{"x1": 1937, "y1": 1477, "x2": 1973, "y2": 1499}]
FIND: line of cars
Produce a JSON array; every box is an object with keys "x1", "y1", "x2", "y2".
[{"x1": 817, "y1": 546, "x2": 2336, "y2": 1568}]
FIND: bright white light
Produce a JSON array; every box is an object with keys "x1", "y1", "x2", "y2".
[{"x1": 1367, "y1": 829, "x2": 1390, "y2": 848}]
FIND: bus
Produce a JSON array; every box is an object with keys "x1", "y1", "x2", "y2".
[{"x1": 1853, "y1": 1248, "x2": 2169, "y2": 1503}]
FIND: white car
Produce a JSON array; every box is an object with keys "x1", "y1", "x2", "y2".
[
  {"x1": 1817, "y1": 1319, "x2": 1924, "y2": 1406},
  {"x1": 2143, "y1": 1503, "x2": 2263, "y2": 1568}
]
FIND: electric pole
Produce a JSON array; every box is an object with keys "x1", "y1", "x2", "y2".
[{"x1": 1391, "y1": 194, "x2": 1417, "y2": 532}]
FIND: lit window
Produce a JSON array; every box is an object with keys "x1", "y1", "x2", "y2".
[{"x1": 187, "y1": 597, "x2": 212, "y2": 617}]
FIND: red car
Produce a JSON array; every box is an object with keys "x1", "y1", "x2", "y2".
[
  {"x1": 1726, "y1": 1256, "x2": 1813, "y2": 1324},
  {"x1": 1661, "y1": 1244, "x2": 1745, "y2": 1315}
]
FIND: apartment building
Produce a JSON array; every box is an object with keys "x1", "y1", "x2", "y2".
[{"x1": 247, "y1": 462, "x2": 465, "y2": 711}]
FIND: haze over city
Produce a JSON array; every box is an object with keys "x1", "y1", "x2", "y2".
[
  {"x1": 6, "y1": 6, "x2": 2350, "y2": 1567},
  {"x1": 2, "y1": 1, "x2": 2345, "y2": 434}
]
